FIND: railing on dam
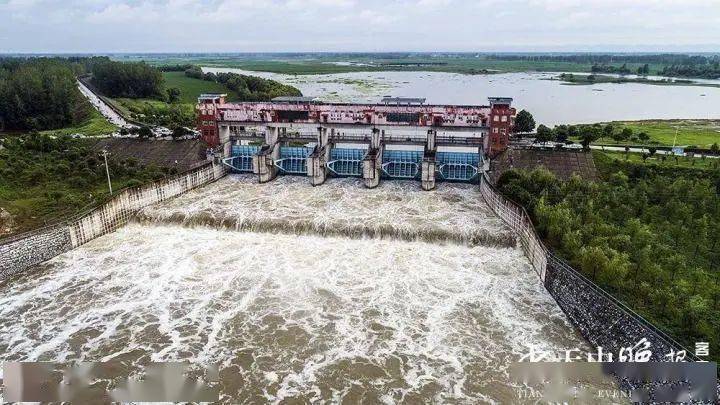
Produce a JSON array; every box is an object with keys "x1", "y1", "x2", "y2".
[
  {"x1": 479, "y1": 173, "x2": 697, "y2": 362},
  {"x1": 229, "y1": 131, "x2": 485, "y2": 146},
  {"x1": 479, "y1": 173, "x2": 547, "y2": 280},
  {"x1": 0, "y1": 161, "x2": 226, "y2": 279},
  {"x1": 226, "y1": 145, "x2": 484, "y2": 183}
]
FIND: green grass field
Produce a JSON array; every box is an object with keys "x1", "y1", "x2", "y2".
[
  {"x1": 162, "y1": 71, "x2": 238, "y2": 102},
  {"x1": 39, "y1": 108, "x2": 117, "y2": 137},
  {"x1": 107, "y1": 72, "x2": 238, "y2": 124},
  {"x1": 596, "y1": 120, "x2": 720, "y2": 148},
  {"x1": 182, "y1": 58, "x2": 603, "y2": 75},
  {"x1": 600, "y1": 150, "x2": 720, "y2": 169}
]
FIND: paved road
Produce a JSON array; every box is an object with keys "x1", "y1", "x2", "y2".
[
  {"x1": 77, "y1": 80, "x2": 134, "y2": 129},
  {"x1": 590, "y1": 144, "x2": 719, "y2": 159}
]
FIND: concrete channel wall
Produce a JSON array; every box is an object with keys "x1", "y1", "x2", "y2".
[
  {"x1": 479, "y1": 174, "x2": 693, "y2": 361},
  {"x1": 0, "y1": 162, "x2": 226, "y2": 279}
]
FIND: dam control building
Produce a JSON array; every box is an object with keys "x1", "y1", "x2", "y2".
[{"x1": 197, "y1": 95, "x2": 515, "y2": 190}]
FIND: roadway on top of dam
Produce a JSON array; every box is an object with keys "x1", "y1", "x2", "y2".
[{"x1": 228, "y1": 130, "x2": 485, "y2": 147}]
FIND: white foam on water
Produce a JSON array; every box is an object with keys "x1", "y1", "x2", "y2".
[
  {"x1": 138, "y1": 175, "x2": 515, "y2": 248},
  {"x1": 0, "y1": 224, "x2": 587, "y2": 402},
  {"x1": 0, "y1": 176, "x2": 590, "y2": 402}
]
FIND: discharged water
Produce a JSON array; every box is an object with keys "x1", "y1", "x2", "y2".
[{"x1": 0, "y1": 176, "x2": 591, "y2": 403}]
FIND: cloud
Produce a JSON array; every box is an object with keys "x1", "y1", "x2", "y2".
[{"x1": 0, "y1": 0, "x2": 719, "y2": 52}]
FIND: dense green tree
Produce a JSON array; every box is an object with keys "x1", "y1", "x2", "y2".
[
  {"x1": 497, "y1": 163, "x2": 720, "y2": 363},
  {"x1": 535, "y1": 124, "x2": 554, "y2": 143},
  {"x1": 579, "y1": 126, "x2": 600, "y2": 150},
  {"x1": 602, "y1": 124, "x2": 615, "y2": 141},
  {"x1": 514, "y1": 109, "x2": 536, "y2": 134},
  {"x1": 166, "y1": 87, "x2": 181, "y2": 103},
  {"x1": 184, "y1": 66, "x2": 301, "y2": 101},
  {"x1": 620, "y1": 128, "x2": 634, "y2": 142},
  {"x1": 554, "y1": 125, "x2": 569, "y2": 143},
  {"x1": 0, "y1": 58, "x2": 91, "y2": 131},
  {"x1": 91, "y1": 60, "x2": 164, "y2": 99}
]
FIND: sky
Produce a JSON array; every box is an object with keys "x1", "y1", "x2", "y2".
[{"x1": 1, "y1": 0, "x2": 720, "y2": 53}]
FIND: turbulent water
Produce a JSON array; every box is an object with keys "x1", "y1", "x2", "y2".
[
  {"x1": 0, "y1": 175, "x2": 590, "y2": 403},
  {"x1": 138, "y1": 176, "x2": 515, "y2": 247}
]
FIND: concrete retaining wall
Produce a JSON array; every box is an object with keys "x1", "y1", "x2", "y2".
[
  {"x1": 0, "y1": 162, "x2": 225, "y2": 280},
  {"x1": 544, "y1": 254, "x2": 681, "y2": 360},
  {"x1": 0, "y1": 226, "x2": 71, "y2": 279}
]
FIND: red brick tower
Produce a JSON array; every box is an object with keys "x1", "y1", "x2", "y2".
[
  {"x1": 196, "y1": 94, "x2": 226, "y2": 147},
  {"x1": 487, "y1": 97, "x2": 516, "y2": 156}
]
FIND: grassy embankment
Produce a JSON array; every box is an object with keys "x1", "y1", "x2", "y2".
[
  {"x1": 0, "y1": 135, "x2": 174, "y2": 236},
  {"x1": 600, "y1": 150, "x2": 720, "y2": 170},
  {"x1": 39, "y1": 108, "x2": 117, "y2": 137}
]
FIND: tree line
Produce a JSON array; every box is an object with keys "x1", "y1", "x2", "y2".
[
  {"x1": 185, "y1": 66, "x2": 302, "y2": 101},
  {"x1": 661, "y1": 63, "x2": 720, "y2": 80},
  {"x1": 89, "y1": 59, "x2": 165, "y2": 99},
  {"x1": 0, "y1": 58, "x2": 91, "y2": 131},
  {"x1": 0, "y1": 56, "x2": 168, "y2": 132},
  {"x1": 592, "y1": 63, "x2": 651, "y2": 75},
  {"x1": 497, "y1": 159, "x2": 720, "y2": 363},
  {"x1": 487, "y1": 53, "x2": 717, "y2": 66}
]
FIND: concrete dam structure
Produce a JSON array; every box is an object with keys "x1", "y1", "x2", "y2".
[{"x1": 197, "y1": 95, "x2": 516, "y2": 190}]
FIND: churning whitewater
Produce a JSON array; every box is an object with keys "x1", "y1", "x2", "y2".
[{"x1": 0, "y1": 175, "x2": 588, "y2": 403}]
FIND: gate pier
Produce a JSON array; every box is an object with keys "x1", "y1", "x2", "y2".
[
  {"x1": 363, "y1": 128, "x2": 383, "y2": 189},
  {"x1": 308, "y1": 127, "x2": 332, "y2": 186},
  {"x1": 252, "y1": 126, "x2": 281, "y2": 183},
  {"x1": 421, "y1": 130, "x2": 438, "y2": 191}
]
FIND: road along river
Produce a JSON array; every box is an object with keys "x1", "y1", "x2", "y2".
[{"x1": 0, "y1": 176, "x2": 593, "y2": 403}]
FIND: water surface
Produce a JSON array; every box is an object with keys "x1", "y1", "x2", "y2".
[
  {"x1": 0, "y1": 176, "x2": 591, "y2": 403},
  {"x1": 204, "y1": 67, "x2": 720, "y2": 126}
]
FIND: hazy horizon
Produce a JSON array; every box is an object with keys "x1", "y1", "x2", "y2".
[{"x1": 1, "y1": 0, "x2": 719, "y2": 54}]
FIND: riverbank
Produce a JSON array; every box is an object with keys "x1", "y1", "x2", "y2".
[
  {"x1": 554, "y1": 73, "x2": 720, "y2": 88},
  {"x1": 134, "y1": 54, "x2": 711, "y2": 79}
]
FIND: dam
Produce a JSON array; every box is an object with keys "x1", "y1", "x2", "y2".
[
  {"x1": 1, "y1": 94, "x2": 698, "y2": 402},
  {"x1": 0, "y1": 175, "x2": 591, "y2": 403},
  {"x1": 198, "y1": 95, "x2": 516, "y2": 190}
]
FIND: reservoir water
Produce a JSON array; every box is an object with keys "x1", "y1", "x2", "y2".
[
  {"x1": 204, "y1": 67, "x2": 720, "y2": 126},
  {"x1": 0, "y1": 176, "x2": 590, "y2": 403}
]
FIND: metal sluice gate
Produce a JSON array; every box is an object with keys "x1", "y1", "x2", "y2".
[
  {"x1": 275, "y1": 147, "x2": 312, "y2": 174},
  {"x1": 225, "y1": 145, "x2": 258, "y2": 172},
  {"x1": 437, "y1": 152, "x2": 481, "y2": 181},
  {"x1": 327, "y1": 148, "x2": 364, "y2": 177},
  {"x1": 382, "y1": 150, "x2": 423, "y2": 179},
  {"x1": 224, "y1": 146, "x2": 482, "y2": 182}
]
